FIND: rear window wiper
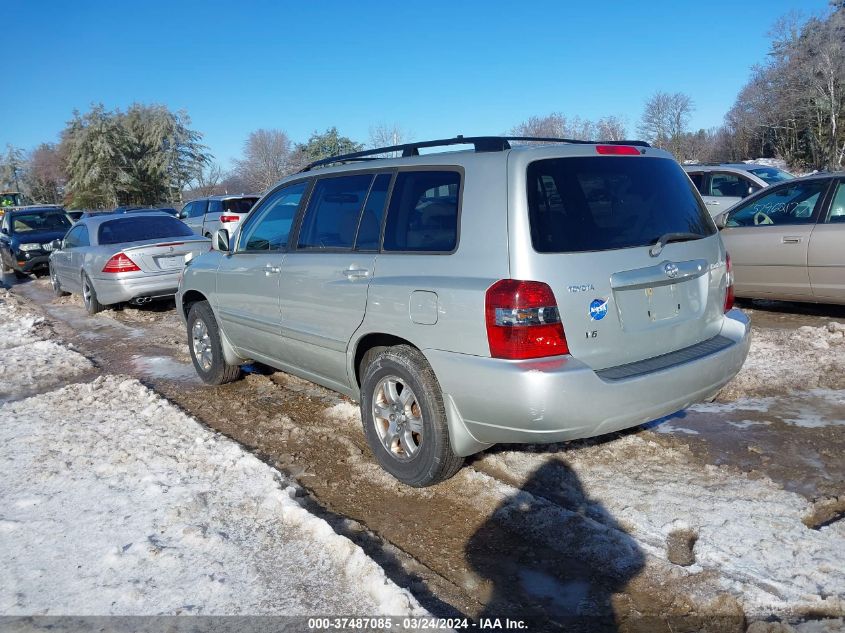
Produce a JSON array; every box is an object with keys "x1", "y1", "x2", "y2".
[{"x1": 649, "y1": 232, "x2": 705, "y2": 257}]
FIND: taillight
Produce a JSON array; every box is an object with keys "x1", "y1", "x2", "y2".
[
  {"x1": 485, "y1": 279, "x2": 569, "y2": 360},
  {"x1": 102, "y1": 252, "x2": 141, "y2": 273},
  {"x1": 219, "y1": 215, "x2": 239, "y2": 223},
  {"x1": 724, "y1": 253, "x2": 735, "y2": 312},
  {"x1": 596, "y1": 145, "x2": 641, "y2": 155}
]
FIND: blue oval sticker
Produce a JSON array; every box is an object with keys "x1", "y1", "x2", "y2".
[{"x1": 589, "y1": 298, "x2": 608, "y2": 321}]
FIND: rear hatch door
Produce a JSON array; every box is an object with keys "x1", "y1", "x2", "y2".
[{"x1": 510, "y1": 149, "x2": 728, "y2": 371}]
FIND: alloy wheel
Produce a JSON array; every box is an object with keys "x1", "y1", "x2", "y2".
[{"x1": 372, "y1": 376, "x2": 423, "y2": 461}]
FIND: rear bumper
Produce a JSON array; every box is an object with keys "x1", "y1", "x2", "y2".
[
  {"x1": 425, "y1": 309, "x2": 751, "y2": 455},
  {"x1": 91, "y1": 272, "x2": 180, "y2": 305}
]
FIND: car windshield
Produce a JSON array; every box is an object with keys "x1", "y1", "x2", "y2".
[
  {"x1": 10, "y1": 212, "x2": 71, "y2": 233},
  {"x1": 747, "y1": 167, "x2": 795, "y2": 185},
  {"x1": 98, "y1": 216, "x2": 195, "y2": 245},
  {"x1": 526, "y1": 156, "x2": 715, "y2": 253},
  {"x1": 223, "y1": 198, "x2": 258, "y2": 214}
]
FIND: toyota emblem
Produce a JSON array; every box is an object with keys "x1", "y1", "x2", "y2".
[{"x1": 664, "y1": 262, "x2": 679, "y2": 278}]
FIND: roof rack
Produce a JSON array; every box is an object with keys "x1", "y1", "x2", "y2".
[{"x1": 300, "y1": 135, "x2": 651, "y2": 172}]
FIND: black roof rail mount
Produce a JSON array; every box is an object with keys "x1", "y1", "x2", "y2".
[{"x1": 300, "y1": 135, "x2": 651, "y2": 172}]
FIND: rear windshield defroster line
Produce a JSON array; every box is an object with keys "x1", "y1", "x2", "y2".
[{"x1": 526, "y1": 156, "x2": 715, "y2": 254}]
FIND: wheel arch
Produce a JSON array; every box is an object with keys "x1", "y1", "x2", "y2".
[
  {"x1": 181, "y1": 289, "x2": 209, "y2": 320},
  {"x1": 352, "y1": 332, "x2": 419, "y2": 391}
]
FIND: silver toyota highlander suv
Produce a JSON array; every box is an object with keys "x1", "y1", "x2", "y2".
[{"x1": 177, "y1": 136, "x2": 751, "y2": 487}]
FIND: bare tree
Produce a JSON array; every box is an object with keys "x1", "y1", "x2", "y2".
[
  {"x1": 510, "y1": 113, "x2": 594, "y2": 140},
  {"x1": 233, "y1": 129, "x2": 295, "y2": 192},
  {"x1": 185, "y1": 162, "x2": 224, "y2": 200},
  {"x1": 369, "y1": 123, "x2": 412, "y2": 157},
  {"x1": 637, "y1": 92, "x2": 695, "y2": 159},
  {"x1": 25, "y1": 143, "x2": 65, "y2": 204},
  {"x1": 596, "y1": 116, "x2": 628, "y2": 141}
]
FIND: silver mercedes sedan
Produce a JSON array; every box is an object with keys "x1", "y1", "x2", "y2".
[{"x1": 49, "y1": 211, "x2": 210, "y2": 314}]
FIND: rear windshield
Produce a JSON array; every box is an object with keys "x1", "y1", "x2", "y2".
[
  {"x1": 98, "y1": 216, "x2": 195, "y2": 245},
  {"x1": 223, "y1": 198, "x2": 258, "y2": 214},
  {"x1": 747, "y1": 167, "x2": 794, "y2": 185},
  {"x1": 10, "y1": 212, "x2": 71, "y2": 233},
  {"x1": 527, "y1": 157, "x2": 715, "y2": 253}
]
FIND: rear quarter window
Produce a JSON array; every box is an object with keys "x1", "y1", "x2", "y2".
[
  {"x1": 527, "y1": 157, "x2": 715, "y2": 253},
  {"x1": 383, "y1": 170, "x2": 461, "y2": 253}
]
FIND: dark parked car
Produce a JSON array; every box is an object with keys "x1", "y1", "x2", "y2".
[{"x1": 0, "y1": 206, "x2": 73, "y2": 278}]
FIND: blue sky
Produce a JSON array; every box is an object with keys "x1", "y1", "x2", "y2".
[{"x1": 2, "y1": 0, "x2": 831, "y2": 168}]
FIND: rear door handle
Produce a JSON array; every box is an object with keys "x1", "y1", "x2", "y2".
[
  {"x1": 264, "y1": 264, "x2": 281, "y2": 276},
  {"x1": 782, "y1": 236, "x2": 802, "y2": 244},
  {"x1": 343, "y1": 267, "x2": 370, "y2": 280}
]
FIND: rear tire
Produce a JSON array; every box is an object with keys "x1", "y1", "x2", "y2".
[
  {"x1": 81, "y1": 273, "x2": 104, "y2": 315},
  {"x1": 187, "y1": 301, "x2": 241, "y2": 385},
  {"x1": 13, "y1": 270, "x2": 28, "y2": 280},
  {"x1": 360, "y1": 345, "x2": 463, "y2": 487},
  {"x1": 50, "y1": 263, "x2": 69, "y2": 297}
]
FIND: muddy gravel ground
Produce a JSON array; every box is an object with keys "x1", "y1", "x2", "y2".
[{"x1": 3, "y1": 274, "x2": 844, "y2": 632}]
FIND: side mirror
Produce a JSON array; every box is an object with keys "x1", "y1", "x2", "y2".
[
  {"x1": 0, "y1": 227, "x2": 7, "y2": 235},
  {"x1": 714, "y1": 212, "x2": 729, "y2": 230},
  {"x1": 215, "y1": 228, "x2": 231, "y2": 253},
  {"x1": 50, "y1": 239, "x2": 62, "y2": 251}
]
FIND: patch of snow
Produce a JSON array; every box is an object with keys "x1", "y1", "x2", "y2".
[
  {"x1": 744, "y1": 158, "x2": 790, "y2": 171},
  {"x1": 0, "y1": 340, "x2": 92, "y2": 400},
  {"x1": 648, "y1": 421, "x2": 700, "y2": 435},
  {"x1": 0, "y1": 294, "x2": 46, "y2": 350},
  {"x1": 691, "y1": 397, "x2": 775, "y2": 414},
  {"x1": 720, "y1": 323, "x2": 845, "y2": 400},
  {"x1": 324, "y1": 401, "x2": 362, "y2": 426},
  {"x1": 0, "y1": 376, "x2": 423, "y2": 616},
  {"x1": 725, "y1": 419, "x2": 771, "y2": 430}
]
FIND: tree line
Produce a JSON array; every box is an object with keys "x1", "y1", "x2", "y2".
[{"x1": 1, "y1": 1, "x2": 842, "y2": 208}]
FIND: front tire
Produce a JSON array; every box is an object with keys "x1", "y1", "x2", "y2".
[
  {"x1": 360, "y1": 345, "x2": 463, "y2": 487},
  {"x1": 50, "y1": 263, "x2": 69, "y2": 297},
  {"x1": 187, "y1": 301, "x2": 241, "y2": 385},
  {"x1": 82, "y1": 273, "x2": 104, "y2": 315}
]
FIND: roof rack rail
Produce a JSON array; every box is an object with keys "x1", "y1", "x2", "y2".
[{"x1": 299, "y1": 135, "x2": 651, "y2": 172}]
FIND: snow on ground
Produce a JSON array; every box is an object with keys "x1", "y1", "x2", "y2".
[
  {"x1": 0, "y1": 376, "x2": 423, "y2": 616},
  {"x1": 0, "y1": 306, "x2": 423, "y2": 617},
  {"x1": 0, "y1": 291, "x2": 47, "y2": 350},
  {"x1": 719, "y1": 322, "x2": 845, "y2": 400},
  {"x1": 0, "y1": 291, "x2": 93, "y2": 400},
  {"x1": 0, "y1": 340, "x2": 94, "y2": 401},
  {"x1": 475, "y1": 436, "x2": 845, "y2": 618}
]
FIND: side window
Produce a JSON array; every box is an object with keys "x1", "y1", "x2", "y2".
[
  {"x1": 356, "y1": 173, "x2": 392, "y2": 251},
  {"x1": 297, "y1": 174, "x2": 374, "y2": 250},
  {"x1": 383, "y1": 171, "x2": 461, "y2": 252},
  {"x1": 727, "y1": 180, "x2": 828, "y2": 227},
  {"x1": 708, "y1": 172, "x2": 748, "y2": 198},
  {"x1": 208, "y1": 199, "x2": 223, "y2": 214},
  {"x1": 64, "y1": 225, "x2": 88, "y2": 248},
  {"x1": 745, "y1": 179, "x2": 762, "y2": 197},
  {"x1": 687, "y1": 172, "x2": 705, "y2": 193},
  {"x1": 238, "y1": 182, "x2": 308, "y2": 252},
  {"x1": 186, "y1": 201, "x2": 207, "y2": 218},
  {"x1": 828, "y1": 181, "x2": 845, "y2": 224}
]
